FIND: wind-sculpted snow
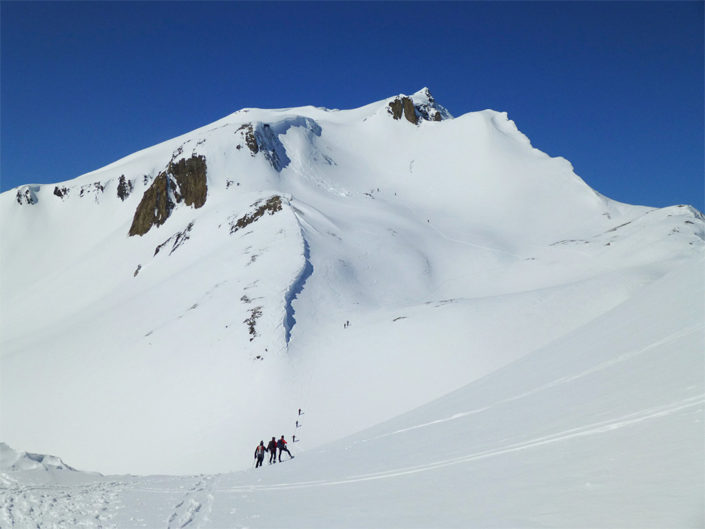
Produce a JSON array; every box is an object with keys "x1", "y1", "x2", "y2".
[
  {"x1": 284, "y1": 228, "x2": 313, "y2": 344},
  {"x1": 235, "y1": 116, "x2": 322, "y2": 172},
  {"x1": 0, "y1": 84, "x2": 703, "y2": 513},
  {"x1": 0, "y1": 443, "x2": 77, "y2": 473}
]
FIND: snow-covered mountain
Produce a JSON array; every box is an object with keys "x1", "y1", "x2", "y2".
[{"x1": 1, "y1": 88, "x2": 703, "y2": 526}]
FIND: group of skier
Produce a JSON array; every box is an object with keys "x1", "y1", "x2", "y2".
[
  {"x1": 254, "y1": 409, "x2": 302, "y2": 468},
  {"x1": 254, "y1": 435, "x2": 293, "y2": 467}
]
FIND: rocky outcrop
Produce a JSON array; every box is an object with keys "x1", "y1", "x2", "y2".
[
  {"x1": 128, "y1": 155, "x2": 207, "y2": 237},
  {"x1": 228, "y1": 195, "x2": 283, "y2": 235},
  {"x1": 236, "y1": 124, "x2": 259, "y2": 155},
  {"x1": 388, "y1": 97, "x2": 418, "y2": 124},
  {"x1": 388, "y1": 90, "x2": 448, "y2": 124},
  {"x1": 16, "y1": 186, "x2": 39, "y2": 205},
  {"x1": 169, "y1": 156, "x2": 207, "y2": 208},
  {"x1": 235, "y1": 123, "x2": 290, "y2": 171},
  {"x1": 117, "y1": 175, "x2": 133, "y2": 201},
  {"x1": 416, "y1": 103, "x2": 443, "y2": 122},
  {"x1": 47, "y1": 181, "x2": 111, "y2": 203},
  {"x1": 80, "y1": 182, "x2": 104, "y2": 196},
  {"x1": 54, "y1": 186, "x2": 69, "y2": 199},
  {"x1": 129, "y1": 172, "x2": 172, "y2": 236},
  {"x1": 415, "y1": 89, "x2": 445, "y2": 122},
  {"x1": 78, "y1": 182, "x2": 105, "y2": 202},
  {"x1": 154, "y1": 222, "x2": 194, "y2": 256},
  {"x1": 244, "y1": 306, "x2": 263, "y2": 341}
]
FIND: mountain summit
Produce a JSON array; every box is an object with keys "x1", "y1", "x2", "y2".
[{"x1": 1, "y1": 89, "x2": 703, "y2": 475}]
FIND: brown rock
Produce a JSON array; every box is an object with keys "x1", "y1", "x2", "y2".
[
  {"x1": 128, "y1": 155, "x2": 207, "y2": 237},
  {"x1": 388, "y1": 97, "x2": 418, "y2": 124},
  {"x1": 128, "y1": 172, "x2": 173, "y2": 237}
]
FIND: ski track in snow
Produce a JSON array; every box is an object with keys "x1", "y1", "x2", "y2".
[
  {"x1": 166, "y1": 475, "x2": 215, "y2": 529},
  {"x1": 2, "y1": 395, "x2": 701, "y2": 527},
  {"x1": 214, "y1": 394, "x2": 704, "y2": 492},
  {"x1": 2, "y1": 324, "x2": 701, "y2": 526},
  {"x1": 425, "y1": 218, "x2": 522, "y2": 258},
  {"x1": 372, "y1": 322, "x2": 705, "y2": 440}
]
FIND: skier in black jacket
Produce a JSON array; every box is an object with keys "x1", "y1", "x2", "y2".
[{"x1": 267, "y1": 437, "x2": 278, "y2": 464}]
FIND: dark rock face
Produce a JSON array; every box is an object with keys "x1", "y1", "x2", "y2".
[
  {"x1": 388, "y1": 99, "x2": 404, "y2": 120},
  {"x1": 228, "y1": 195, "x2": 283, "y2": 235},
  {"x1": 128, "y1": 155, "x2": 207, "y2": 237},
  {"x1": 402, "y1": 97, "x2": 418, "y2": 124},
  {"x1": 54, "y1": 186, "x2": 69, "y2": 199},
  {"x1": 237, "y1": 124, "x2": 259, "y2": 155},
  {"x1": 246, "y1": 127, "x2": 259, "y2": 155},
  {"x1": 117, "y1": 175, "x2": 134, "y2": 201},
  {"x1": 168, "y1": 156, "x2": 207, "y2": 209},
  {"x1": 388, "y1": 97, "x2": 418, "y2": 124},
  {"x1": 129, "y1": 172, "x2": 173, "y2": 237}
]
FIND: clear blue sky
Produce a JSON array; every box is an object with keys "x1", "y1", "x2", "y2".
[{"x1": 2, "y1": 1, "x2": 703, "y2": 211}]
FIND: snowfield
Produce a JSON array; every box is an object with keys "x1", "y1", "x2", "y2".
[{"x1": 1, "y1": 88, "x2": 703, "y2": 527}]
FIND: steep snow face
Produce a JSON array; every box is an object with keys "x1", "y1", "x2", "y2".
[{"x1": 1, "y1": 88, "x2": 703, "y2": 475}]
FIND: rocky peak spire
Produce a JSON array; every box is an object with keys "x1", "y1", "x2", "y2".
[{"x1": 387, "y1": 87, "x2": 452, "y2": 124}]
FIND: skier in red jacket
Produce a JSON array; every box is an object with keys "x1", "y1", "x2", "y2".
[{"x1": 277, "y1": 435, "x2": 293, "y2": 462}]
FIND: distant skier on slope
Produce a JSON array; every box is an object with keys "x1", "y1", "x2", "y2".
[
  {"x1": 254, "y1": 441, "x2": 266, "y2": 468},
  {"x1": 277, "y1": 435, "x2": 294, "y2": 462},
  {"x1": 267, "y1": 437, "x2": 278, "y2": 464}
]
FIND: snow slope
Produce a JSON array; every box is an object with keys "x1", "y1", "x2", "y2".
[
  {"x1": 1, "y1": 255, "x2": 701, "y2": 527},
  {"x1": 0, "y1": 87, "x2": 703, "y2": 525}
]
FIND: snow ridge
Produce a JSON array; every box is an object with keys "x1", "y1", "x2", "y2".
[{"x1": 283, "y1": 230, "x2": 313, "y2": 345}]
